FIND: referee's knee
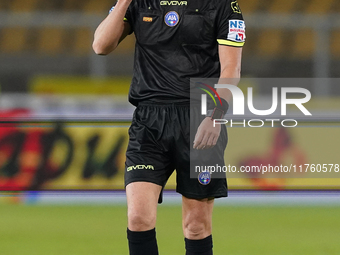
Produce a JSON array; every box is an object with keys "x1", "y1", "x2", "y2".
[
  {"x1": 183, "y1": 220, "x2": 210, "y2": 240},
  {"x1": 128, "y1": 211, "x2": 156, "y2": 232}
]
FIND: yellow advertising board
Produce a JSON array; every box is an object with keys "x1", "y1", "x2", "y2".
[
  {"x1": 225, "y1": 127, "x2": 340, "y2": 190},
  {"x1": 0, "y1": 122, "x2": 339, "y2": 191}
]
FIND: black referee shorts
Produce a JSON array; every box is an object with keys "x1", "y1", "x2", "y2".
[{"x1": 125, "y1": 102, "x2": 228, "y2": 203}]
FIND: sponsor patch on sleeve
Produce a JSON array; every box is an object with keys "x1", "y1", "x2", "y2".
[{"x1": 227, "y1": 20, "x2": 246, "y2": 42}]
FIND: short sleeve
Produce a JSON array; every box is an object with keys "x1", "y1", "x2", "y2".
[{"x1": 216, "y1": 0, "x2": 246, "y2": 47}]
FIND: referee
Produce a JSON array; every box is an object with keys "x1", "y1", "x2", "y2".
[{"x1": 93, "y1": 0, "x2": 245, "y2": 254}]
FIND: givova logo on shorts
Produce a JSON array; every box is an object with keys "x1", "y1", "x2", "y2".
[{"x1": 127, "y1": 165, "x2": 155, "y2": 171}]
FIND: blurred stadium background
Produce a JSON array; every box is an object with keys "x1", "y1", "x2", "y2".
[{"x1": 0, "y1": 0, "x2": 340, "y2": 254}]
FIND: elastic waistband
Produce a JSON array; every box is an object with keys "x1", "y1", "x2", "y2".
[{"x1": 138, "y1": 100, "x2": 190, "y2": 107}]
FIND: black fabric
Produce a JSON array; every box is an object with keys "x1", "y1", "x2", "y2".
[
  {"x1": 127, "y1": 228, "x2": 159, "y2": 255},
  {"x1": 185, "y1": 235, "x2": 213, "y2": 255},
  {"x1": 125, "y1": 103, "x2": 228, "y2": 203},
  {"x1": 112, "y1": 0, "x2": 245, "y2": 106}
]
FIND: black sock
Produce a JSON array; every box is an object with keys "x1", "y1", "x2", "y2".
[
  {"x1": 185, "y1": 235, "x2": 213, "y2": 255},
  {"x1": 127, "y1": 228, "x2": 159, "y2": 255}
]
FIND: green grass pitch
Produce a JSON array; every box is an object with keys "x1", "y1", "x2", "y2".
[{"x1": 0, "y1": 204, "x2": 340, "y2": 255}]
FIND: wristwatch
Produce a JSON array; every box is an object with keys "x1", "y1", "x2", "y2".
[
  {"x1": 206, "y1": 98, "x2": 229, "y2": 120},
  {"x1": 206, "y1": 108, "x2": 225, "y2": 120}
]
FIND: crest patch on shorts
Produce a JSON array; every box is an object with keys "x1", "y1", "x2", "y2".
[{"x1": 198, "y1": 172, "x2": 211, "y2": 185}]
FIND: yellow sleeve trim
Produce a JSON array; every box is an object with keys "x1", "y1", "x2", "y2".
[
  {"x1": 124, "y1": 17, "x2": 128, "y2": 21},
  {"x1": 217, "y1": 39, "x2": 244, "y2": 47}
]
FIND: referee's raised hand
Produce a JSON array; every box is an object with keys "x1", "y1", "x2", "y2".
[{"x1": 193, "y1": 117, "x2": 221, "y2": 150}]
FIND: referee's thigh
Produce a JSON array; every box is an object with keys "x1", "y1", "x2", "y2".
[{"x1": 126, "y1": 182, "x2": 162, "y2": 231}]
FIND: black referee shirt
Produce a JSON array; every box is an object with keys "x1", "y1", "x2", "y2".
[{"x1": 112, "y1": 0, "x2": 245, "y2": 106}]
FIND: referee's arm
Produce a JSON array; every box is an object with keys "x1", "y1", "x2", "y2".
[
  {"x1": 92, "y1": 0, "x2": 132, "y2": 55},
  {"x1": 193, "y1": 45, "x2": 242, "y2": 150},
  {"x1": 216, "y1": 45, "x2": 243, "y2": 102}
]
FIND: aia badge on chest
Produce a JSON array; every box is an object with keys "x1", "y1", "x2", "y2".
[
  {"x1": 164, "y1": 11, "x2": 180, "y2": 27},
  {"x1": 198, "y1": 172, "x2": 211, "y2": 185}
]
